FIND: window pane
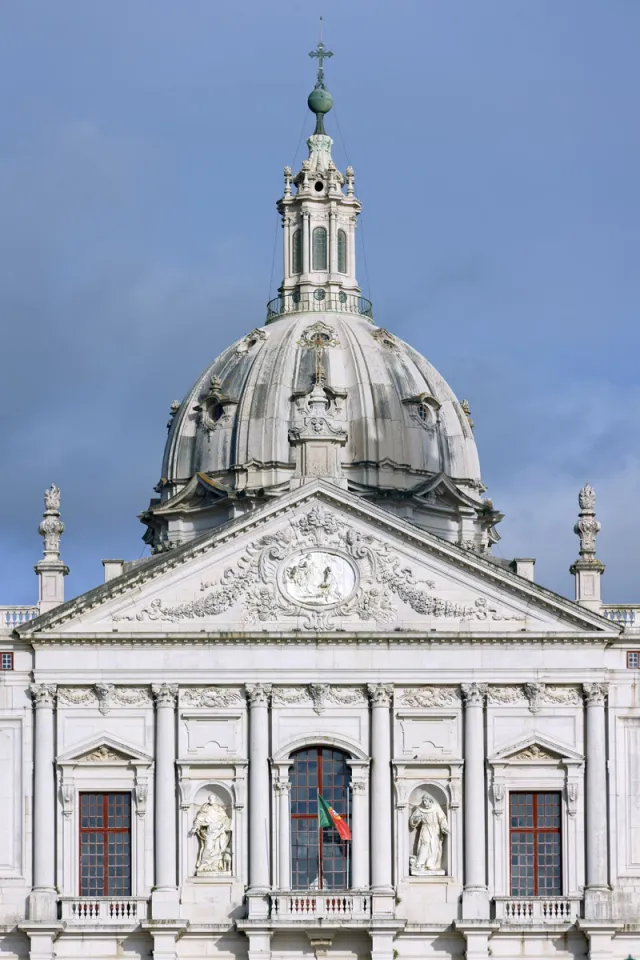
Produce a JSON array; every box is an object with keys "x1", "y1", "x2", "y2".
[
  {"x1": 510, "y1": 791, "x2": 561, "y2": 897},
  {"x1": 290, "y1": 747, "x2": 351, "y2": 890},
  {"x1": 79, "y1": 792, "x2": 132, "y2": 897},
  {"x1": 337, "y1": 229, "x2": 347, "y2": 273},
  {"x1": 312, "y1": 228, "x2": 327, "y2": 271},
  {"x1": 292, "y1": 229, "x2": 302, "y2": 274}
]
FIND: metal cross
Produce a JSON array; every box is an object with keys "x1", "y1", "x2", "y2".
[{"x1": 309, "y1": 27, "x2": 333, "y2": 88}]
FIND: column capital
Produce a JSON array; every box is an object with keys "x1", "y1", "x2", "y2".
[
  {"x1": 583, "y1": 682, "x2": 608, "y2": 706},
  {"x1": 246, "y1": 683, "x2": 272, "y2": 706},
  {"x1": 351, "y1": 780, "x2": 367, "y2": 795},
  {"x1": 461, "y1": 682, "x2": 487, "y2": 707},
  {"x1": 29, "y1": 683, "x2": 57, "y2": 708},
  {"x1": 152, "y1": 683, "x2": 178, "y2": 708},
  {"x1": 274, "y1": 780, "x2": 290, "y2": 796},
  {"x1": 367, "y1": 683, "x2": 393, "y2": 706}
]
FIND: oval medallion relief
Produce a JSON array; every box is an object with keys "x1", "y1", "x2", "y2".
[{"x1": 278, "y1": 549, "x2": 358, "y2": 609}]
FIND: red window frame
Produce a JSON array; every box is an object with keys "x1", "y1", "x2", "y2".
[
  {"x1": 627, "y1": 651, "x2": 640, "y2": 669},
  {"x1": 79, "y1": 792, "x2": 132, "y2": 897},
  {"x1": 0, "y1": 652, "x2": 13, "y2": 670},
  {"x1": 290, "y1": 747, "x2": 351, "y2": 890},
  {"x1": 510, "y1": 792, "x2": 562, "y2": 897}
]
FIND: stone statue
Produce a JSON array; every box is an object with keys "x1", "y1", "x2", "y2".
[
  {"x1": 191, "y1": 794, "x2": 232, "y2": 874},
  {"x1": 409, "y1": 794, "x2": 449, "y2": 875}
]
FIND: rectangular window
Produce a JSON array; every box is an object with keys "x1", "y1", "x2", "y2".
[
  {"x1": 627, "y1": 651, "x2": 640, "y2": 669},
  {"x1": 0, "y1": 652, "x2": 13, "y2": 670},
  {"x1": 510, "y1": 792, "x2": 561, "y2": 897},
  {"x1": 79, "y1": 793, "x2": 131, "y2": 896}
]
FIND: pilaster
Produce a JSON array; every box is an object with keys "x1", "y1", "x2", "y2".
[{"x1": 347, "y1": 759, "x2": 370, "y2": 889}]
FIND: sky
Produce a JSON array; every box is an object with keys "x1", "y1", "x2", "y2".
[{"x1": 1, "y1": 1, "x2": 639, "y2": 606}]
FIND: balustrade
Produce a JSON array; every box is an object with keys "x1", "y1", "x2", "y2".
[
  {"x1": 60, "y1": 897, "x2": 148, "y2": 923},
  {"x1": 271, "y1": 892, "x2": 371, "y2": 921},
  {"x1": 494, "y1": 897, "x2": 581, "y2": 923}
]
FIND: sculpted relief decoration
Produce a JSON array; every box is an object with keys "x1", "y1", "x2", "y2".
[
  {"x1": 57, "y1": 686, "x2": 151, "y2": 714},
  {"x1": 113, "y1": 506, "x2": 524, "y2": 630},
  {"x1": 272, "y1": 684, "x2": 366, "y2": 714}
]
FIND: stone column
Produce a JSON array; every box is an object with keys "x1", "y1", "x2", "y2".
[
  {"x1": 368, "y1": 684, "x2": 393, "y2": 913},
  {"x1": 275, "y1": 776, "x2": 291, "y2": 890},
  {"x1": 246, "y1": 684, "x2": 272, "y2": 918},
  {"x1": 461, "y1": 683, "x2": 489, "y2": 920},
  {"x1": 583, "y1": 682, "x2": 610, "y2": 918},
  {"x1": 29, "y1": 683, "x2": 57, "y2": 921},
  {"x1": 151, "y1": 684, "x2": 179, "y2": 919}
]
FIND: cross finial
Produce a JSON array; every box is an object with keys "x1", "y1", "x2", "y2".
[{"x1": 309, "y1": 19, "x2": 333, "y2": 89}]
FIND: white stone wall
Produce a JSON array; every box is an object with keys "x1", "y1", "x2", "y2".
[{"x1": 0, "y1": 633, "x2": 639, "y2": 959}]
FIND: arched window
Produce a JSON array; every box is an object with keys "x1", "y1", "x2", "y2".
[
  {"x1": 291, "y1": 229, "x2": 302, "y2": 275},
  {"x1": 337, "y1": 229, "x2": 347, "y2": 274},
  {"x1": 312, "y1": 227, "x2": 328, "y2": 271},
  {"x1": 290, "y1": 747, "x2": 351, "y2": 890}
]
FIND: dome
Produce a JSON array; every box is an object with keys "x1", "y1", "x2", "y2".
[
  {"x1": 143, "y1": 311, "x2": 500, "y2": 554},
  {"x1": 141, "y1": 58, "x2": 502, "y2": 554}
]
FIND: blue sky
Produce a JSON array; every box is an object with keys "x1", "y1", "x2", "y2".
[{"x1": 1, "y1": 1, "x2": 639, "y2": 605}]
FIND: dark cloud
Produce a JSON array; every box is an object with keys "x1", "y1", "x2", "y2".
[{"x1": 0, "y1": 0, "x2": 639, "y2": 606}]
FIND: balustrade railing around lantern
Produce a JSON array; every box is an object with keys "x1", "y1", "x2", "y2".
[
  {"x1": 0, "y1": 605, "x2": 39, "y2": 630},
  {"x1": 266, "y1": 290, "x2": 374, "y2": 323},
  {"x1": 271, "y1": 891, "x2": 371, "y2": 921},
  {"x1": 494, "y1": 897, "x2": 581, "y2": 923},
  {"x1": 601, "y1": 605, "x2": 640, "y2": 628},
  {"x1": 59, "y1": 897, "x2": 149, "y2": 923}
]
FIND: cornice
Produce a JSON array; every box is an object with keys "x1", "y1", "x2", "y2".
[
  {"x1": 29, "y1": 630, "x2": 613, "y2": 646},
  {"x1": 17, "y1": 480, "x2": 620, "y2": 638}
]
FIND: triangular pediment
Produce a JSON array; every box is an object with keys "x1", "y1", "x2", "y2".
[
  {"x1": 18, "y1": 480, "x2": 619, "y2": 640},
  {"x1": 57, "y1": 735, "x2": 152, "y2": 765},
  {"x1": 491, "y1": 733, "x2": 584, "y2": 764}
]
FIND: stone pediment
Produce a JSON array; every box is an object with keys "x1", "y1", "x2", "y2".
[
  {"x1": 490, "y1": 733, "x2": 584, "y2": 764},
  {"x1": 17, "y1": 480, "x2": 619, "y2": 640},
  {"x1": 57, "y1": 735, "x2": 153, "y2": 766}
]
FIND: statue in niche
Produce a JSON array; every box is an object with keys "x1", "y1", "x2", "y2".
[
  {"x1": 191, "y1": 794, "x2": 232, "y2": 874},
  {"x1": 409, "y1": 793, "x2": 449, "y2": 876}
]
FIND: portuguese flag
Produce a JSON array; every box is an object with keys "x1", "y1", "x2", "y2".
[{"x1": 318, "y1": 793, "x2": 351, "y2": 841}]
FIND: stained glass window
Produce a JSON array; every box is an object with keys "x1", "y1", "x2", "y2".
[
  {"x1": 337, "y1": 229, "x2": 347, "y2": 274},
  {"x1": 510, "y1": 792, "x2": 561, "y2": 896},
  {"x1": 290, "y1": 747, "x2": 350, "y2": 890},
  {"x1": 292, "y1": 229, "x2": 302, "y2": 275},
  {"x1": 312, "y1": 227, "x2": 328, "y2": 271},
  {"x1": 79, "y1": 793, "x2": 132, "y2": 897}
]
